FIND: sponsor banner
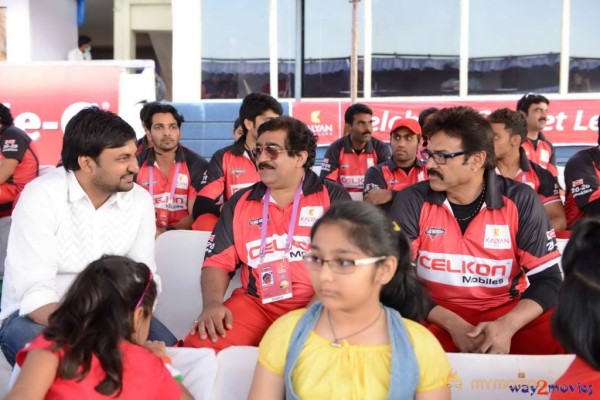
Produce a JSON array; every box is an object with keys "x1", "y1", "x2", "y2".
[
  {"x1": 0, "y1": 64, "x2": 120, "y2": 165},
  {"x1": 291, "y1": 98, "x2": 600, "y2": 146}
]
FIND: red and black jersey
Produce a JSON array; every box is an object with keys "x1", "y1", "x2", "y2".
[
  {"x1": 193, "y1": 139, "x2": 259, "y2": 219},
  {"x1": 391, "y1": 171, "x2": 560, "y2": 311},
  {"x1": 363, "y1": 158, "x2": 427, "y2": 195},
  {"x1": 135, "y1": 146, "x2": 208, "y2": 226},
  {"x1": 0, "y1": 125, "x2": 39, "y2": 191},
  {"x1": 203, "y1": 170, "x2": 351, "y2": 304},
  {"x1": 522, "y1": 132, "x2": 558, "y2": 177},
  {"x1": 564, "y1": 146, "x2": 600, "y2": 228},
  {"x1": 495, "y1": 148, "x2": 561, "y2": 206},
  {"x1": 320, "y1": 135, "x2": 390, "y2": 193}
]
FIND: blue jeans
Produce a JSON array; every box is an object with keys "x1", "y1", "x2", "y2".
[{"x1": 0, "y1": 311, "x2": 177, "y2": 367}]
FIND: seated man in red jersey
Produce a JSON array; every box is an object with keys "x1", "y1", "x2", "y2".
[
  {"x1": 363, "y1": 118, "x2": 427, "y2": 213},
  {"x1": 0, "y1": 104, "x2": 40, "y2": 216},
  {"x1": 192, "y1": 93, "x2": 283, "y2": 232},
  {"x1": 563, "y1": 125, "x2": 600, "y2": 228},
  {"x1": 135, "y1": 103, "x2": 208, "y2": 234},
  {"x1": 320, "y1": 103, "x2": 390, "y2": 200},
  {"x1": 489, "y1": 108, "x2": 566, "y2": 231},
  {"x1": 516, "y1": 93, "x2": 558, "y2": 177},
  {"x1": 184, "y1": 116, "x2": 350, "y2": 351},
  {"x1": 391, "y1": 106, "x2": 564, "y2": 355}
]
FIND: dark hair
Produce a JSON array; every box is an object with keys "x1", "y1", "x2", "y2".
[
  {"x1": 344, "y1": 103, "x2": 373, "y2": 125},
  {"x1": 423, "y1": 106, "x2": 496, "y2": 171},
  {"x1": 142, "y1": 103, "x2": 184, "y2": 131},
  {"x1": 257, "y1": 116, "x2": 317, "y2": 171},
  {"x1": 310, "y1": 201, "x2": 429, "y2": 321},
  {"x1": 139, "y1": 101, "x2": 159, "y2": 124},
  {"x1": 552, "y1": 218, "x2": 600, "y2": 370},
  {"x1": 78, "y1": 35, "x2": 92, "y2": 48},
  {"x1": 0, "y1": 103, "x2": 14, "y2": 127},
  {"x1": 239, "y1": 93, "x2": 283, "y2": 135},
  {"x1": 61, "y1": 107, "x2": 137, "y2": 172},
  {"x1": 43, "y1": 255, "x2": 157, "y2": 396},
  {"x1": 233, "y1": 117, "x2": 242, "y2": 132},
  {"x1": 516, "y1": 93, "x2": 549, "y2": 115},
  {"x1": 418, "y1": 107, "x2": 439, "y2": 128},
  {"x1": 488, "y1": 108, "x2": 528, "y2": 144}
]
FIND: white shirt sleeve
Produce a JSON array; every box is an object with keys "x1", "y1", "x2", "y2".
[{"x1": 3, "y1": 181, "x2": 62, "y2": 317}]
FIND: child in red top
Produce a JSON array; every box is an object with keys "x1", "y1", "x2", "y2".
[
  {"x1": 551, "y1": 218, "x2": 600, "y2": 399},
  {"x1": 6, "y1": 256, "x2": 192, "y2": 400}
]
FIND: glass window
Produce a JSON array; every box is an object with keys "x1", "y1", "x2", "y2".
[
  {"x1": 201, "y1": 0, "x2": 269, "y2": 99},
  {"x1": 303, "y1": 0, "x2": 363, "y2": 98},
  {"x1": 469, "y1": 0, "x2": 561, "y2": 95},
  {"x1": 569, "y1": 0, "x2": 600, "y2": 93},
  {"x1": 372, "y1": 0, "x2": 460, "y2": 96},
  {"x1": 277, "y1": 0, "x2": 296, "y2": 98}
]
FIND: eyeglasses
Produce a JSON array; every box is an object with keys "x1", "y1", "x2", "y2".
[
  {"x1": 420, "y1": 149, "x2": 465, "y2": 165},
  {"x1": 134, "y1": 270, "x2": 153, "y2": 310},
  {"x1": 523, "y1": 92, "x2": 541, "y2": 98},
  {"x1": 303, "y1": 253, "x2": 386, "y2": 274},
  {"x1": 251, "y1": 145, "x2": 287, "y2": 160}
]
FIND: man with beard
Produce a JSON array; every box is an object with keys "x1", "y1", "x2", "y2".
[
  {"x1": 516, "y1": 93, "x2": 558, "y2": 177},
  {"x1": 320, "y1": 103, "x2": 390, "y2": 200},
  {"x1": 391, "y1": 107, "x2": 564, "y2": 355},
  {"x1": 135, "y1": 103, "x2": 208, "y2": 234},
  {"x1": 0, "y1": 107, "x2": 176, "y2": 366},
  {"x1": 184, "y1": 116, "x2": 350, "y2": 351},
  {"x1": 363, "y1": 118, "x2": 427, "y2": 212}
]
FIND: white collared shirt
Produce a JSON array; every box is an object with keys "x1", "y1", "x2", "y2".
[{"x1": 0, "y1": 168, "x2": 158, "y2": 321}]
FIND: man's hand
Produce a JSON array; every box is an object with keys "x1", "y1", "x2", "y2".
[
  {"x1": 469, "y1": 319, "x2": 516, "y2": 354},
  {"x1": 27, "y1": 303, "x2": 59, "y2": 326},
  {"x1": 189, "y1": 303, "x2": 233, "y2": 343},
  {"x1": 447, "y1": 319, "x2": 486, "y2": 353},
  {"x1": 364, "y1": 189, "x2": 393, "y2": 205}
]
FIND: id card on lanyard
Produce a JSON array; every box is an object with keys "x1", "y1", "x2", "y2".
[{"x1": 257, "y1": 179, "x2": 303, "y2": 304}]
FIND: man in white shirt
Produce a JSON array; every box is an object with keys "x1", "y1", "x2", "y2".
[
  {"x1": 67, "y1": 35, "x2": 92, "y2": 61},
  {"x1": 0, "y1": 107, "x2": 176, "y2": 366}
]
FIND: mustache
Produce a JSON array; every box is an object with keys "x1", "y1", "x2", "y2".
[
  {"x1": 258, "y1": 162, "x2": 275, "y2": 170},
  {"x1": 428, "y1": 170, "x2": 444, "y2": 180}
]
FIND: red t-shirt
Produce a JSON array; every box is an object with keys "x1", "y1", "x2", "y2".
[
  {"x1": 16, "y1": 335, "x2": 182, "y2": 400},
  {"x1": 550, "y1": 356, "x2": 599, "y2": 399},
  {"x1": 522, "y1": 132, "x2": 558, "y2": 177},
  {"x1": 564, "y1": 146, "x2": 600, "y2": 228}
]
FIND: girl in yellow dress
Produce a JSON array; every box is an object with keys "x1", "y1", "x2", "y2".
[{"x1": 249, "y1": 201, "x2": 451, "y2": 400}]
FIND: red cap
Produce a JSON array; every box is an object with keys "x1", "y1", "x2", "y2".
[{"x1": 389, "y1": 119, "x2": 422, "y2": 136}]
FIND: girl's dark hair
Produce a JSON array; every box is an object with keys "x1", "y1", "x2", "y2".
[
  {"x1": 552, "y1": 217, "x2": 600, "y2": 370},
  {"x1": 43, "y1": 255, "x2": 157, "y2": 396},
  {"x1": 310, "y1": 201, "x2": 429, "y2": 321}
]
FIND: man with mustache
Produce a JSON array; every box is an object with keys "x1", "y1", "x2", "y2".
[
  {"x1": 0, "y1": 107, "x2": 176, "y2": 366},
  {"x1": 516, "y1": 93, "x2": 558, "y2": 177},
  {"x1": 192, "y1": 93, "x2": 282, "y2": 231},
  {"x1": 391, "y1": 106, "x2": 564, "y2": 355},
  {"x1": 135, "y1": 103, "x2": 208, "y2": 234},
  {"x1": 320, "y1": 103, "x2": 390, "y2": 200},
  {"x1": 184, "y1": 116, "x2": 350, "y2": 351},
  {"x1": 363, "y1": 118, "x2": 427, "y2": 212}
]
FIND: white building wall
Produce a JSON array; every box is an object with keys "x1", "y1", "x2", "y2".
[{"x1": 0, "y1": 0, "x2": 31, "y2": 61}]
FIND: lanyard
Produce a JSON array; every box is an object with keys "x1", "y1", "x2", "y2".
[
  {"x1": 149, "y1": 162, "x2": 181, "y2": 203},
  {"x1": 258, "y1": 176, "x2": 304, "y2": 263}
]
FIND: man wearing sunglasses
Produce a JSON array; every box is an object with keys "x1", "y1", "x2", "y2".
[
  {"x1": 391, "y1": 106, "x2": 563, "y2": 355},
  {"x1": 192, "y1": 93, "x2": 283, "y2": 231},
  {"x1": 184, "y1": 116, "x2": 350, "y2": 351},
  {"x1": 320, "y1": 103, "x2": 390, "y2": 200},
  {"x1": 363, "y1": 118, "x2": 427, "y2": 212},
  {"x1": 516, "y1": 93, "x2": 558, "y2": 177},
  {"x1": 489, "y1": 108, "x2": 566, "y2": 232}
]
